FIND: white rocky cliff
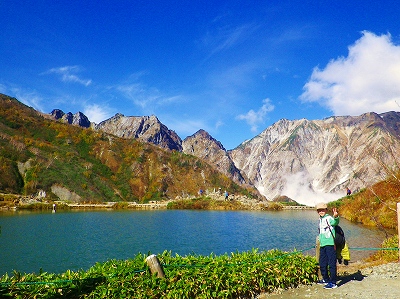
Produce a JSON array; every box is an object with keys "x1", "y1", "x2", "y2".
[{"x1": 229, "y1": 112, "x2": 400, "y2": 205}]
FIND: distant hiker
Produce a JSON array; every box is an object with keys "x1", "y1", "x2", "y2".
[
  {"x1": 224, "y1": 190, "x2": 229, "y2": 201},
  {"x1": 316, "y1": 202, "x2": 339, "y2": 289},
  {"x1": 346, "y1": 188, "x2": 351, "y2": 196}
]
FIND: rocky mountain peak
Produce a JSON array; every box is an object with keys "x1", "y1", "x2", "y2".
[
  {"x1": 47, "y1": 103, "x2": 400, "y2": 206},
  {"x1": 50, "y1": 109, "x2": 91, "y2": 128},
  {"x1": 182, "y1": 129, "x2": 247, "y2": 185},
  {"x1": 95, "y1": 113, "x2": 182, "y2": 151},
  {"x1": 184, "y1": 129, "x2": 226, "y2": 151},
  {"x1": 230, "y1": 112, "x2": 400, "y2": 205}
]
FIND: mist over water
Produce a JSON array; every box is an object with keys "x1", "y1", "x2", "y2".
[{"x1": 0, "y1": 210, "x2": 386, "y2": 275}]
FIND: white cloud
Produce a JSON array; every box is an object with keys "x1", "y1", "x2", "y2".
[
  {"x1": 237, "y1": 98, "x2": 275, "y2": 132},
  {"x1": 300, "y1": 31, "x2": 400, "y2": 115},
  {"x1": 165, "y1": 118, "x2": 208, "y2": 137},
  {"x1": 83, "y1": 103, "x2": 113, "y2": 124},
  {"x1": 281, "y1": 171, "x2": 341, "y2": 206},
  {"x1": 45, "y1": 66, "x2": 92, "y2": 86}
]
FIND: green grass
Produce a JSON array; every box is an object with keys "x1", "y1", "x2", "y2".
[{"x1": 0, "y1": 249, "x2": 319, "y2": 299}]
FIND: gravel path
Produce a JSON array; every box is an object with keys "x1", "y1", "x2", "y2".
[{"x1": 258, "y1": 262, "x2": 400, "y2": 299}]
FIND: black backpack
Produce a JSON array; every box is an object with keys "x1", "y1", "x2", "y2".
[{"x1": 334, "y1": 225, "x2": 346, "y2": 249}]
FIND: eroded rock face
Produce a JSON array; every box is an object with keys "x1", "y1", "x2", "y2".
[
  {"x1": 50, "y1": 109, "x2": 91, "y2": 128},
  {"x1": 229, "y1": 112, "x2": 400, "y2": 204},
  {"x1": 51, "y1": 185, "x2": 81, "y2": 202},
  {"x1": 94, "y1": 113, "x2": 182, "y2": 151},
  {"x1": 182, "y1": 129, "x2": 247, "y2": 185}
]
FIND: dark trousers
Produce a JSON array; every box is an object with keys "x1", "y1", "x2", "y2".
[{"x1": 319, "y1": 245, "x2": 337, "y2": 283}]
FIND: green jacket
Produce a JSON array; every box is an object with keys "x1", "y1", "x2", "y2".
[{"x1": 318, "y1": 214, "x2": 339, "y2": 247}]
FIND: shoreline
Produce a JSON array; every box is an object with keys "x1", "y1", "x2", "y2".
[{"x1": 1, "y1": 196, "x2": 316, "y2": 212}]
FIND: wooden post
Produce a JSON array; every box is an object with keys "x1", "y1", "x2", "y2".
[
  {"x1": 316, "y1": 235, "x2": 321, "y2": 279},
  {"x1": 397, "y1": 203, "x2": 400, "y2": 262},
  {"x1": 145, "y1": 254, "x2": 165, "y2": 278}
]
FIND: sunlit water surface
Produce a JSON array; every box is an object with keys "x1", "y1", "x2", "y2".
[{"x1": 0, "y1": 209, "x2": 386, "y2": 275}]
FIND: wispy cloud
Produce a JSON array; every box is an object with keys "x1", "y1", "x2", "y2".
[
  {"x1": 83, "y1": 103, "x2": 113, "y2": 124},
  {"x1": 202, "y1": 22, "x2": 259, "y2": 59},
  {"x1": 300, "y1": 31, "x2": 400, "y2": 115},
  {"x1": 205, "y1": 62, "x2": 260, "y2": 109},
  {"x1": 272, "y1": 25, "x2": 314, "y2": 45},
  {"x1": 116, "y1": 82, "x2": 155, "y2": 108},
  {"x1": 163, "y1": 117, "x2": 209, "y2": 137},
  {"x1": 2, "y1": 86, "x2": 46, "y2": 112},
  {"x1": 44, "y1": 65, "x2": 92, "y2": 86},
  {"x1": 115, "y1": 73, "x2": 183, "y2": 110},
  {"x1": 237, "y1": 98, "x2": 275, "y2": 132},
  {"x1": 215, "y1": 120, "x2": 224, "y2": 129}
]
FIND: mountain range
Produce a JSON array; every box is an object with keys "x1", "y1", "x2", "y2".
[
  {"x1": 48, "y1": 100, "x2": 400, "y2": 205},
  {"x1": 0, "y1": 93, "x2": 260, "y2": 204}
]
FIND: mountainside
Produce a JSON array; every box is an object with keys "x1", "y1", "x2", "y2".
[
  {"x1": 182, "y1": 129, "x2": 247, "y2": 185},
  {"x1": 0, "y1": 94, "x2": 259, "y2": 203},
  {"x1": 94, "y1": 113, "x2": 182, "y2": 151},
  {"x1": 229, "y1": 112, "x2": 400, "y2": 205},
  {"x1": 7, "y1": 92, "x2": 400, "y2": 207},
  {"x1": 47, "y1": 109, "x2": 254, "y2": 189}
]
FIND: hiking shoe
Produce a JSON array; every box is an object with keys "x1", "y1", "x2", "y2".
[
  {"x1": 317, "y1": 279, "x2": 327, "y2": 285},
  {"x1": 324, "y1": 282, "x2": 338, "y2": 289}
]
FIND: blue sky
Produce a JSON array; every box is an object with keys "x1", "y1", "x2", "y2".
[{"x1": 2, "y1": 1, "x2": 400, "y2": 150}]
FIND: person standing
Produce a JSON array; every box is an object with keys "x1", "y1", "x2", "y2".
[{"x1": 316, "y1": 202, "x2": 339, "y2": 289}]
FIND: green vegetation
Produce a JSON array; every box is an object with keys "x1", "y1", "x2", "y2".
[
  {"x1": 328, "y1": 173, "x2": 399, "y2": 264},
  {"x1": 0, "y1": 249, "x2": 319, "y2": 299},
  {"x1": 0, "y1": 94, "x2": 260, "y2": 204},
  {"x1": 368, "y1": 235, "x2": 399, "y2": 263},
  {"x1": 167, "y1": 197, "x2": 248, "y2": 210},
  {"x1": 265, "y1": 202, "x2": 284, "y2": 210}
]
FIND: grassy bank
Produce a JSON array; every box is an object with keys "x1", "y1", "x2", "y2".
[{"x1": 0, "y1": 249, "x2": 318, "y2": 299}]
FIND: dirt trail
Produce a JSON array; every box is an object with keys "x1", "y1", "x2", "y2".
[{"x1": 258, "y1": 261, "x2": 400, "y2": 299}]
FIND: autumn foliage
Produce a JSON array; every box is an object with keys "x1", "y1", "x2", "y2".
[
  {"x1": 0, "y1": 94, "x2": 259, "y2": 203},
  {"x1": 331, "y1": 176, "x2": 400, "y2": 230}
]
